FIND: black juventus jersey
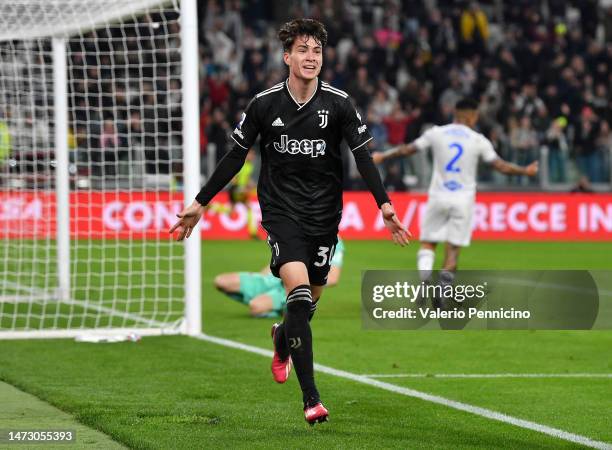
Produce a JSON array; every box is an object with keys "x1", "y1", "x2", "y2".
[{"x1": 232, "y1": 78, "x2": 373, "y2": 235}]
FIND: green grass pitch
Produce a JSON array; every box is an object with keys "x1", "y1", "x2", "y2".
[{"x1": 0, "y1": 240, "x2": 611, "y2": 449}]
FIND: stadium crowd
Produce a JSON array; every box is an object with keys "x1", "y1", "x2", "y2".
[
  {"x1": 1, "y1": 1, "x2": 611, "y2": 190},
  {"x1": 198, "y1": 0, "x2": 612, "y2": 189}
]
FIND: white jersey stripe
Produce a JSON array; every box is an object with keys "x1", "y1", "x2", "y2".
[
  {"x1": 321, "y1": 86, "x2": 347, "y2": 98},
  {"x1": 255, "y1": 82, "x2": 283, "y2": 97},
  {"x1": 256, "y1": 82, "x2": 283, "y2": 96},
  {"x1": 350, "y1": 136, "x2": 373, "y2": 152},
  {"x1": 321, "y1": 82, "x2": 348, "y2": 97},
  {"x1": 256, "y1": 85, "x2": 283, "y2": 98},
  {"x1": 230, "y1": 134, "x2": 249, "y2": 150},
  {"x1": 321, "y1": 83, "x2": 347, "y2": 96}
]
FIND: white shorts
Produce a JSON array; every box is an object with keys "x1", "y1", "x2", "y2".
[{"x1": 420, "y1": 195, "x2": 474, "y2": 247}]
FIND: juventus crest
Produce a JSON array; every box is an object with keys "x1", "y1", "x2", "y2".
[{"x1": 317, "y1": 110, "x2": 329, "y2": 128}]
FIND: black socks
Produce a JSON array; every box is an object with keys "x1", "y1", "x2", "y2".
[
  {"x1": 274, "y1": 296, "x2": 319, "y2": 359},
  {"x1": 284, "y1": 284, "x2": 318, "y2": 404},
  {"x1": 308, "y1": 300, "x2": 318, "y2": 322}
]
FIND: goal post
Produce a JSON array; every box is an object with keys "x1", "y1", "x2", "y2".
[
  {"x1": 0, "y1": 0, "x2": 201, "y2": 339},
  {"x1": 180, "y1": 0, "x2": 202, "y2": 337}
]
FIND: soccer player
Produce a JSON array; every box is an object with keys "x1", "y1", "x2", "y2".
[
  {"x1": 215, "y1": 238, "x2": 345, "y2": 318},
  {"x1": 170, "y1": 19, "x2": 409, "y2": 424},
  {"x1": 373, "y1": 98, "x2": 538, "y2": 291}
]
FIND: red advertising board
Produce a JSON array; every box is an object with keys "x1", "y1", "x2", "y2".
[{"x1": 1, "y1": 191, "x2": 611, "y2": 240}]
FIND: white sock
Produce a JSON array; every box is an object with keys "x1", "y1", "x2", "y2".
[{"x1": 417, "y1": 249, "x2": 435, "y2": 282}]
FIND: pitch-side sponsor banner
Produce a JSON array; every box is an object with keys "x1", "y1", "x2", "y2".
[
  {"x1": 362, "y1": 270, "x2": 612, "y2": 330},
  {"x1": 1, "y1": 192, "x2": 611, "y2": 240}
]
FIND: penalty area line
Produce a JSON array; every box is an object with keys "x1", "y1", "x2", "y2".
[{"x1": 194, "y1": 333, "x2": 612, "y2": 450}]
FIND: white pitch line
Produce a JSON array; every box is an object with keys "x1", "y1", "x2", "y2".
[
  {"x1": 362, "y1": 373, "x2": 612, "y2": 379},
  {"x1": 194, "y1": 333, "x2": 612, "y2": 450}
]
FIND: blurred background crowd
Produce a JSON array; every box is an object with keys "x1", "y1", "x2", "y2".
[
  {"x1": 198, "y1": 0, "x2": 612, "y2": 191},
  {"x1": 1, "y1": 0, "x2": 611, "y2": 191}
]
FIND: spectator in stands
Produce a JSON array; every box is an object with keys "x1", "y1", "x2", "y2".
[
  {"x1": 382, "y1": 101, "x2": 419, "y2": 148},
  {"x1": 514, "y1": 81, "x2": 546, "y2": 120},
  {"x1": 544, "y1": 116, "x2": 569, "y2": 183},
  {"x1": 383, "y1": 162, "x2": 407, "y2": 192},
  {"x1": 439, "y1": 72, "x2": 463, "y2": 112},
  {"x1": 595, "y1": 120, "x2": 612, "y2": 182},
  {"x1": 116, "y1": 111, "x2": 145, "y2": 174},
  {"x1": 100, "y1": 119, "x2": 119, "y2": 151},
  {"x1": 574, "y1": 106, "x2": 602, "y2": 183},
  {"x1": 206, "y1": 107, "x2": 231, "y2": 165},
  {"x1": 510, "y1": 116, "x2": 539, "y2": 185},
  {"x1": 346, "y1": 66, "x2": 374, "y2": 110},
  {"x1": 50, "y1": 0, "x2": 612, "y2": 189},
  {"x1": 481, "y1": 125, "x2": 511, "y2": 183},
  {"x1": 92, "y1": 119, "x2": 120, "y2": 177},
  {"x1": 370, "y1": 88, "x2": 394, "y2": 119},
  {"x1": 366, "y1": 106, "x2": 388, "y2": 149},
  {"x1": 204, "y1": 15, "x2": 235, "y2": 69},
  {"x1": 459, "y1": 2, "x2": 489, "y2": 56},
  {"x1": 207, "y1": 68, "x2": 231, "y2": 107}
]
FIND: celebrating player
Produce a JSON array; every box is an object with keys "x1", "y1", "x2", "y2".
[
  {"x1": 373, "y1": 98, "x2": 538, "y2": 292},
  {"x1": 215, "y1": 238, "x2": 344, "y2": 318},
  {"x1": 170, "y1": 19, "x2": 409, "y2": 424}
]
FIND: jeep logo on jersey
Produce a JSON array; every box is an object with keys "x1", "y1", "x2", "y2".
[
  {"x1": 317, "y1": 110, "x2": 329, "y2": 128},
  {"x1": 273, "y1": 135, "x2": 326, "y2": 157}
]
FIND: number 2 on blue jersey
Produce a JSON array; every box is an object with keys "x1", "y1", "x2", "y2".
[{"x1": 445, "y1": 142, "x2": 463, "y2": 173}]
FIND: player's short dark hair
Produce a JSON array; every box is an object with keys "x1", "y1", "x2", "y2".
[
  {"x1": 455, "y1": 98, "x2": 479, "y2": 111},
  {"x1": 278, "y1": 19, "x2": 328, "y2": 52}
]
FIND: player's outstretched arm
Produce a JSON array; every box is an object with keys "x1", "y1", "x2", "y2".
[
  {"x1": 490, "y1": 159, "x2": 539, "y2": 177},
  {"x1": 352, "y1": 146, "x2": 410, "y2": 246},
  {"x1": 371, "y1": 143, "x2": 418, "y2": 165},
  {"x1": 169, "y1": 200, "x2": 206, "y2": 241},
  {"x1": 170, "y1": 144, "x2": 249, "y2": 241}
]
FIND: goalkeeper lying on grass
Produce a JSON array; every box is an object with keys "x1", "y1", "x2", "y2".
[{"x1": 214, "y1": 238, "x2": 344, "y2": 318}]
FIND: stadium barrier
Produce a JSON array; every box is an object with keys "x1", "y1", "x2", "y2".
[{"x1": 1, "y1": 191, "x2": 611, "y2": 241}]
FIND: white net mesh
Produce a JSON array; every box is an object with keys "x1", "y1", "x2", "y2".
[{"x1": 0, "y1": 0, "x2": 187, "y2": 334}]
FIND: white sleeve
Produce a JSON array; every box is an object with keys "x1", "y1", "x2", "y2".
[
  {"x1": 480, "y1": 136, "x2": 499, "y2": 163},
  {"x1": 413, "y1": 127, "x2": 436, "y2": 152}
]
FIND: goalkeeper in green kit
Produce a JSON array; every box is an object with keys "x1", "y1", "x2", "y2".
[{"x1": 215, "y1": 238, "x2": 345, "y2": 318}]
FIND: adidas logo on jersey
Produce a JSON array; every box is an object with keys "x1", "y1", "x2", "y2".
[
  {"x1": 273, "y1": 135, "x2": 326, "y2": 157},
  {"x1": 272, "y1": 117, "x2": 284, "y2": 127}
]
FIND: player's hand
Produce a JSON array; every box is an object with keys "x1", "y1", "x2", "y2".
[
  {"x1": 525, "y1": 161, "x2": 539, "y2": 177},
  {"x1": 381, "y1": 202, "x2": 411, "y2": 246},
  {"x1": 371, "y1": 152, "x2": 384, "y2": 165},
  {"x1": 169, "y1": 200, "x2": 206, "y2": 241}
]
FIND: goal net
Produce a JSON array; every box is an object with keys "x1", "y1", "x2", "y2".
[{"x1": 0, "y1": 0, "x2": 201, "y2": 338}]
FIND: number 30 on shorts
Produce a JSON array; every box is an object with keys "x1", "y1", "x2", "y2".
[{"x1": 314, "y1": 245, "x2": 335, "y2": 267}]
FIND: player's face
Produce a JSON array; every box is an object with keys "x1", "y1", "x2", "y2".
[{"x1": 284, "y1": 35, "x2": 322, "y2": 81}]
